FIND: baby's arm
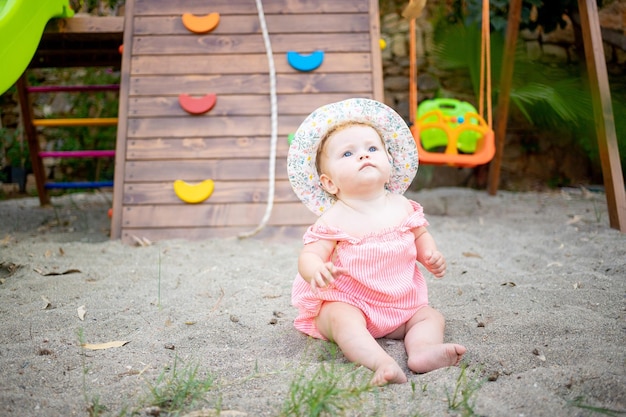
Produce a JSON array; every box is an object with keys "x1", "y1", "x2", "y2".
[
  {"x1": 298, "y1": 239, "x2": 347, "y2": 290},
  {"x1": 413, "y1": 226, "x2": 446, "y2": 278}
]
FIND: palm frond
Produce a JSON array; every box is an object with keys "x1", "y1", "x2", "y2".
[{"x1": 511, "y1": 82, "x2": 583, "y2": 126}]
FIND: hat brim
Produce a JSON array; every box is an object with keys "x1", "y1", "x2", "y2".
[{"x1": 287, "y1": 98, "x2": 418, "y2": 215}]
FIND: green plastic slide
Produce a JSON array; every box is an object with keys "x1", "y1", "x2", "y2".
[{"x1": 0, "y1": 0, "x2": 74, "y2": 95}]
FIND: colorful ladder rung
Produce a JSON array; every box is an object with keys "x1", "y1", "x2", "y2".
[
  {"x1": 39, "y1": 150, "x2": 115, "y2": 158},
  {"x1": 44, "y1": 181, "x2": 114, "y2": 189},
  {"x1": 32, "y1": 118, "x2": 118, "y2": 127},
  {"x1": 27, "y1": 85, "x2": 120, "y2": 93}
]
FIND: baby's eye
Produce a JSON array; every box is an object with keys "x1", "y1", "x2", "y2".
[
  {"x1": 368, "y1": 146, "x2": 378, "y2": 152},
  {"x1": 342, "y1": 151, "x2": 353, "y2": 157}
]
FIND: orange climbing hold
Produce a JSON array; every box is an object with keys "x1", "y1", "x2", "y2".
[{"x1": 181, "y1": 12, "x2": 220, "y2": 34}]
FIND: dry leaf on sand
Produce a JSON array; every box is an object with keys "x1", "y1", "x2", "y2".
[
  {"x1": 33, "y1": 268, "x2": 81, "y2": 276},
  {"x1": 77, "y1": 305, "x2": 86, "y2": 320},
  {"x1": 41, "y1": 295, "x2": 52, "y2": 309},
  {"x1": 81, "y1": 341, "x2": 129, "y2": 350}
]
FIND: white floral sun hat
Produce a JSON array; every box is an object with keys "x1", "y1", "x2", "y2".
[{"x1": 287, "y1": 98, "x2": 418, "y2": 215}]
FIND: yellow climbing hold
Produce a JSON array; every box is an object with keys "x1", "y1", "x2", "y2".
[{"x1": 173, "y1": 179, "x2": 215, "y2": 204}]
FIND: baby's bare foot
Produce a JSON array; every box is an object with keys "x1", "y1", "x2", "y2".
[
  {"x1": 408, "y1": 343, "x2": 466, "y2": 374},
  {"x1": 370, "y1": 361, "x2": 407, "y2": 386}
]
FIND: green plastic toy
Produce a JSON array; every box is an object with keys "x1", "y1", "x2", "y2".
[
  {"x1": 417, "y1": 98, "x2": 483, "y2": 154},
  {"x1": 0, "y1": 0, "x2": 74, "y2": 95}
]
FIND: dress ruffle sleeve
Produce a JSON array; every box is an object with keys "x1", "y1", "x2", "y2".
[
  {"x1": 302, "y1": 224, "x2": 360, "y2": 245},
  {"x1": 400, "y1": 200, "x2": 429, "y2": 231}
]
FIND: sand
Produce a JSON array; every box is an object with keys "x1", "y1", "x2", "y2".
[{"x1": 0, "y1": 187, "x2": 624, "y2": 416}]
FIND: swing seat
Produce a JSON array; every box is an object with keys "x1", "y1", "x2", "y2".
[
  {"x1": 418, "y1": 98, "x2": 482, "y2": 153},
  {"x1": 412, "y1": 108, "x2": 495, "y2": 168},
  {"x1": 407, "y1": 0, "x2": 495, "y2": 169}
]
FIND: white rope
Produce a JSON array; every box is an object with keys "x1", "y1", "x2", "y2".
[{"x1": 238, "y1": 0, "x2": 278, "y2": 239}]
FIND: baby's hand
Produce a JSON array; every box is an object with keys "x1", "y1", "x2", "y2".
[
  {"x1": 423, "y1": 250, "x2": 446, "y2": 278},
  {"x1": 310, "y1": 262, "x2": 347, "y2": 291}
]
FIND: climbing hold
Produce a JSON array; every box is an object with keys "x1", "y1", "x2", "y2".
[
  {"x1": 173, "y1": 179, "x2": 215, "y2": 204},
  {"x1": 178, "y1": 93, "x2": 217, "y2": 115},
  {"x1": 182, "y1": 12, "x2": 220, "y2": 34},
  {"x1": 286, "y1": 50, "x2": 324, "y2": 72}
]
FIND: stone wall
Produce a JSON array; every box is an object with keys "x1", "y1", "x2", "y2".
[{"x1": 380, "y1": 1, "x2": 625, "y2": 190}]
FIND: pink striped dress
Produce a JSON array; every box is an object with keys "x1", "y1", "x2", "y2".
[{"x1": 292, "y1": 200, "x2": 430, "y2": 340}]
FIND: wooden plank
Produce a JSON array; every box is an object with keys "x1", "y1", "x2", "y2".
[
  {"x1": 126, "y1": 115, "x2": 303, "y2": 138},
  {"x1": 129, "y1": 74, "x2": 373, "y2": 96},
  {"x1": 134, "y1": 0, "x2": 368, "y2": 16},
  {"x1": 488, "y1": 0, "x2": 522, "y2": 195},
  {"x1": 130, "y1": 52, "x2": 372, "y2": 75},
  {"x1": 122, "y1": 179, "x2": 299, "y2": 205},
  {"x1": 111, "y1": 0, "x2": 135, "y2": 240},
  {"x1": 16, "y1": 76, "x2": 50, "y2": 205},
  {"x1": 35, "y1": 17, "x2": 123, "y2": 69},
  {"x1": 122, "y1": 202, "x2": 313, "y2": 227},
  {"x1": 134, "y1": 14, "x2": 369, "y2": 35},
  {"x1": 124, "y1": 158, "x2": 289, "y2": 182},
  {"x1": 121, "y1": 225, "x2": 309, "y2": 243},
  {"x1": 126, "y1": 136, "x2": 290, "y2": 160},
  {"x1": 369, "y1": 0, "x2": 384, "y2": 101},
  {"x1": 578, "y1": 0, "x2": 626, "y2": 232},
  {"x1": 131, "y1": 33, "x2": 371, "y2": 55},
  {"x1": 127, "y1": 93, "x2": 372, "y2": 117},
  {"x1": 45, "y1": 16, "x2": 124, "y2": 34}
]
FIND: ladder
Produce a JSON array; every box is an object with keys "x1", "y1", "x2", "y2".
[{"x1": 16, "y1": 75, "x2": 117, "y2": 205}]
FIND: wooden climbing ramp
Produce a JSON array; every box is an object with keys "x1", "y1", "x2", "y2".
[{"x1": 111, "y1": 0, "x2": 384, "y2": 243}]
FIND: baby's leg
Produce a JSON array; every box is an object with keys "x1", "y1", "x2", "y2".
[
  {"x1": 404, "y1": 306, "x2": 466, "y2": 374},
  {"x1": 316, "y1": 301, "x2": 407, "y2": 385}
]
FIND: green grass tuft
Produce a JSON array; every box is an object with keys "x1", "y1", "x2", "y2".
[
  {"x1": 144, "y1": 356, "x2": 215, "y2": 416},
  {"x1": 281, "y1": 344, "x2": 377, "y2": 417},
  {"x1": 446, "y1": 363, "x2": 484, "y2": 416}
]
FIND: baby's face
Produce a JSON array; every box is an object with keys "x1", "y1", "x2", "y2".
[{"x1": 319, "y1": 125, "x2": 391, "y2": 194}]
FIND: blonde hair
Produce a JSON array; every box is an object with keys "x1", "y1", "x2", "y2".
[{"x1": 315, "y1": 121, "x2": 386, "y2": 175}]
